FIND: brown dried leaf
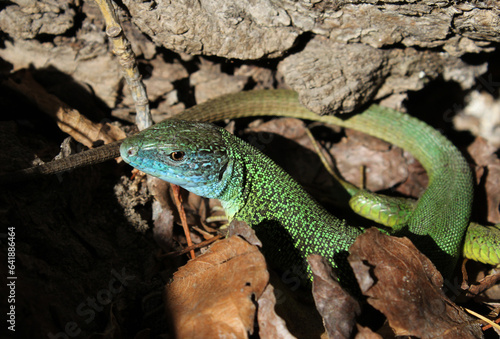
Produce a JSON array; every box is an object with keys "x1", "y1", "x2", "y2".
[
  {"x1": 483, "y1": 268, "x2": 500, "y2": 300},
  {"x1": 395, "y1": 150, "x2": 428, "y2": 198},
  {"x1": 354, "y1": 325, "x2": 383, "y2": 339},
  {"x1": 88, "y1": 305, "x2": 121, "y2": 339},
  {"x1": 152, "y1": 202, "x2": 175, "y2": 251},
  {"x1": 265, "y1": 272, "x2": 326, "y2": 338},
  {"x1": 348, "y1": 228, "x2": 483, "y2": 339},
  {"x1": 344, "y1": 129, "x2": 391, "y2": 152},
  {"x1": 464, "y1": 271, "x2": 500, "y2": 297},
  {"x1": 149, "y1": 176, "x2": 176, "y2": 249},
  {"x1": 467, "y1": 137, "x2": 500, "y2": 223},
  {"x1": 257, "y1": 284, "x2": 297, "y2": 339},
  {"x1": 165, "y1": 236, "x2": 269, "y2": 339},
  {"x1": 133, "y1": 328, "x2": 151, "y2": 339},
  {"x1": 228, "y1": 220, "x2": 263, "y2": 247},
  {"x1": 329, "y1": 131, "x2": 409, "y2": 192},
  {"x1": 308, "y1": 254, "x2": 360, "y2": 339}
]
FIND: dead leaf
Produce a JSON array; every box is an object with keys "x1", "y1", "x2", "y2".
[
  {"x1": 308, "y1": 254, "x2": 360, "y2": 339},
  {"x1": 484, "y1": 279, "x2": 500, "y2": 301},
  {"x1": 329, "y1": 132, "x2": 409, "y2": 192},
  {"x1": 467, "y1": 137, "x2": 500, "y2": 223},
  {"x1": 247, "y1": 118, "x2": 312, "y2": 150},
  {"x1": 464, "y1": 270, "x2": 500, "y2": 297},
  {"x1": 150, "y1": 176, "x2": 175, "y2": 250},
  {"x1": 396, "y1": 150, "x2": 428, "y2": 198},
  {"x1": 133, "y1": 328, "x2": 151, "y2": 339},
  {"x1": 164, "y1": 236, "x2": 269, "y2": 339},
  {"x1": 348, "y1": 228, "x2": 483, "y2": 339},
  {"x1": 228, "y1": 220, "x2": 263, "y2": 247},
  {"x1": 152, "y1": 202, "x2": 175, "y2": 251},
  {"x1": 343, "y1": 129, "x2": 391, "y2": 152},
  {"x1": 257, "y1": 284, "x2": 297, "y2": 339},
  {"x1": 354, "y1": 325, "x2": 383, "y2": 339}
]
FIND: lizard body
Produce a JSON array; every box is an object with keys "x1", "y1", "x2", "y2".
[
  {"x1": 120, "y1": 89, "x2": 474, "y2": 278},
  {"x1": 122, "y1": 119, "x2": 362, "y2": 281},
  {"x1": 5, "y1": 90, "x2": 499, "y2": 274}
]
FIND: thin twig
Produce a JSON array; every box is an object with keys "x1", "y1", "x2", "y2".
[
  {"x1": 171, "y1": 185, "x2": 196, "y2": 259},
  {"x1": 463, "y1": 307, "x2": 500, "y2": 331},
  {"x1": 304, "y1": 128, "x2": 358, "y2": 195},
  {"x1": 93, "y1": 0, "x2": 152, "y2": 130},
  {"x1": 163, "y1": 234, "x2": 223, "y2": 258}
]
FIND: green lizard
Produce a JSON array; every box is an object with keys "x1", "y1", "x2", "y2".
[
  {"x1": 5, "y1": 90, "x2": 499, "y2": 280},
  {"x1": 118, "y1": 89, "x2": 499, "y2": 280},
  {"x1": 307, "y1": 131, "x2": 500, "y2": 267}
]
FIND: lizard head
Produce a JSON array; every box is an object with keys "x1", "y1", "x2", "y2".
[{"x1": 120, "y1": 120, "x2": 232, "y2": 199}]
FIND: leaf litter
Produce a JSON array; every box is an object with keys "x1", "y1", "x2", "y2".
[
  {"x1": 158, "y1": 113, "x2": 499, "y2": 338},
  {"x1": 3, "y1": 36, "x2": 499, "y2": 337}
]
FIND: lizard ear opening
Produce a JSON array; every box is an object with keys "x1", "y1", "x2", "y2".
[
  {"x1": 126, "y1": 147, "x2": 137, "y2": 157},
  {"x1": 218, "y1": 162, "x2": 228, "y2": 181}
]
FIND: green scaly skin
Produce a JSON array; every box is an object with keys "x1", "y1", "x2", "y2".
[
  {"x1": 121, "y1": 120, "x2": 361, "y2": 282},
  {"x1": 463, "y1": 223, "x2": 500, "y2": 265},
  {"x1": 5, "y1": 89, "x2": 498, "y2": 274},
  {"x1": 347, "y1": 191, "x2": 500, "y2": 265},
  {"x1": 119, "y1": 89, "x2": 479, "y2": 279},
  {"x1": 319, "y1": 144, "x2": 500, "y2": 266},
  {"x1": 348, "y1": 191, "x2": 416, "y2": 231}
]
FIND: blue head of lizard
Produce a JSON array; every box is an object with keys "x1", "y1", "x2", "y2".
[{"x1": 120, "y1": 120, "x2": 234, "y2": 200}]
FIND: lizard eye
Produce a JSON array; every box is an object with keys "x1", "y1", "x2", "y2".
[{"x1": 169, "y1": 151, "x2": 186, "y2": 161}]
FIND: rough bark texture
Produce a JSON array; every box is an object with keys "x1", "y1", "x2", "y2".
[
  {"x1": 278, "y1": 37, "x2": 487, "y2": 113},
  {"x1": 0, "y1": 0, "x2": 75, "y2": 39},
  {"x1": 115, "y1": 0, "x2": 496, "y2": 113},
  {"x1": 122, "y1": 0, "x2": 499, "y2": 59},
  {"x1": 1, "y1": 0, "x2": 496, "y2": 113},
  {"x1": 0, "y1": 0, "x2": 499, "y2": 338}
]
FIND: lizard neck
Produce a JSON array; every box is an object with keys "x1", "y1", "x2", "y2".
[
  {"x1": 214, "y1": 131, "x2": 362, "y2": 284},
  {"x1": 216, "y1": 156, "x2": 248, "y2": 220},
  {"x1": 216, "y1": 130, "x2": 359, "y2": 238},
  {"x1": 214, "y1": 132, "x2": 251, "y2": 220}
]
